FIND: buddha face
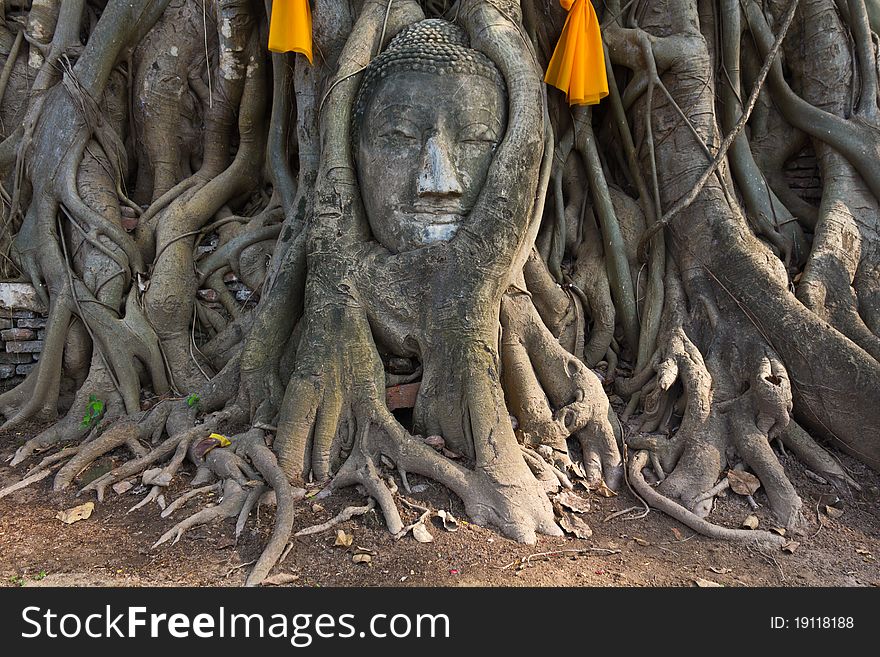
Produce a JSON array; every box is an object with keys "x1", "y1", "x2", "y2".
[{"x1": 356, "y1": 70, "x2": 507, "y2": 253}]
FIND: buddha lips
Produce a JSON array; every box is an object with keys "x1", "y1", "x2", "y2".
[
  {"x1": 544, "y1": 0, "x2": 609, "y2": 106},
  {"x1": 268, "y1": 0, "x2": 313, "y2": 63}
]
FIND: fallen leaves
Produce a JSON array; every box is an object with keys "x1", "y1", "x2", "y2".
[
  {"x1": 412, "y1": 522, "x2": 434, "y2": 543},
  {"x1": 694, "y1": 577, "x2": 723, "y2": 587},
  {"x1": 435, "y1": 509, "x2": 459, "y2": 532},
  {"x1": 262, "y1": 573, "x2": 300, "y2": 586},
  {"x1": 56, "y1": 502, "x2": 94, "y2": 524},
  {"x1": 112, "y1": 481, "x2": 133, "y2": 495},
  {"x1": 333, "y1": 530, "x2": 353, "y2": 547},
  {"x1": 782, "y1": 541, "x2": 800, "y2": 554},
  {"x1": 727, "y1": 470, "x2": 761, "y2": 496},
  {"x1": 352, "y1": 547, "x2": 376, "y2": 564},
  {"x1": 192, "y1": 434, "x2": 231, "y2": 459},
  {"x1": 554, "y1": 490, "x2": 591, "y2": 514},
  {"x1": 559, "y1": 512, "x2": 593, "y2": 539},
  {"x1": 741, "y1": 514, "x2": 759, "y2": 530},
  {"x1": 709, "y1": 567, "x2": 732, "y2": 574}
]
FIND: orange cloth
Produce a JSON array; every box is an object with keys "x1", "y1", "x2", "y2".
[
  {"x1": 544, "y1": 0, "x2": 608, "y2": 105},
  {"x1": 268, "y1": 0, "x2": 313, "y2": 63}
]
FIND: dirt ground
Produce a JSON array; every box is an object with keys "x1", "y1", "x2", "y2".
[{"x1": 0, "y1": 421, "x2": 878, "y2": 588}]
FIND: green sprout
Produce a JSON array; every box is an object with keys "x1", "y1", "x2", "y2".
[
  {"x1": 81, "y1": 394, "x2": 104, "y2": 428},
  {"x1": 186, "y1": 393, "x2": 200, "y2": 408}
]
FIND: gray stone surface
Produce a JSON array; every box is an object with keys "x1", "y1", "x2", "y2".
[
  {"x1": 0, "y1": 283, "x2": 46, "y2": 313},
  {"x1": 0, "y1": 352, "x2": 33, "y2": 364},
  {"x1": 6, "y1": 340, "x2": 43, "y2": 353}
]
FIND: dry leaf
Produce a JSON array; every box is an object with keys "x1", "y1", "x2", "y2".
[
  {"x1": 709, "y1": 567, "x2": 732, "y2": 574},
  {"x1": 354, "y1": 547, "x2": 377, "y2": 556},
  {"x1": 436, "y1": 510, "x2": 459, "y2": 532},
  {"x1": 741, "y1": 514, "x2": 759, "y2": 530},
  {"x1": 559, "y1": 511, "x2": 593, "y2": 539},
  {"x1": 112, "y1": 481, "x2": 133, "y2": 495},
  {"x1": 782, "y1": 541, "x2": 800, "y2": 554},
  {"x1": 770, "y1": 527, "x2": 786, "y2": 536},
  {"x1": 594, "y1": 482, "x2": 617, "y2": 498},
  {"x1": 825, "y1": 505, "x2": 844, "y2": 519},
  {"x1": 670, "y1": 527, "x2": 684, "y2": 541},
  {"x1": 352, "y1": 553, "x2": 372, "y2": 564},
  {"x1": 262, "y1": 573, "x2": 299, "y2": 586},
  {"x1": 441, "y1": 448, "x2": 461, "y2": 459},
  {"x1": 311, "y1": 503, "x2": 324, "y2": 513},
  {"x1": 694, "y1": 577, "x2": 723, "y2": 587},
  {"x1": 555, "y1": 490, "x2": 591, "y2": 514},
  {"x1": 423, "y1": 435, "x2": 445, "y2": 450},
  {"x1": 632, "y1": 537, "x2": 650, "y2": 546},
  {"x1": 334, "y1": 530, "x2": 353, "y2": 547},
  {"x1": 412, "y1": 522, "x2": 434, "y2": 543},
  {"x1": 855, "y1": 547, "x2": 872, "y2": 556},
  {"x1": 727, "y1": 470, "x2": 761, "y2": 496},
  {"x1": 56, "y1": 502, "x2": 95, "y2": 524}
]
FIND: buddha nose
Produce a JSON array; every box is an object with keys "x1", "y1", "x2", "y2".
[{"x1": 417, "y1": 135, "x2": 463, "y2": 198}]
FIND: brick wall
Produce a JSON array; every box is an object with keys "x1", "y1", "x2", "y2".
[{"x1": 0, "y1": 283, "x2": 47, "y2": 390}]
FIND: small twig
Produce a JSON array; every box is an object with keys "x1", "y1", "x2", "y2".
[
  {"x1": 224, "y1": 559, "x2": 256, "y2": 579},
  {"x1": 497, "y1": 547, "x2": 622, "y2": 571},
  {"x1": 603, "y1": 505, "x2": 643, "y2": 522},
  {"x1": 294, "y1": 498, "x2": 376, "y2": 536}
]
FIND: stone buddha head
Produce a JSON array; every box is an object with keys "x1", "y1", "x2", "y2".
[{"x1": 353, "y1": 19, "x2": 508, "y2": 253}]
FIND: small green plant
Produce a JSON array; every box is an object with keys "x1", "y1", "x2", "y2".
[
  {"x1": 81, "y1": 394, "x2": 104, "y2": 428},
  {"x1": 33, "y1": 571, "x2": 48, "y2": 581},
  {"x1": 9, "y1": 575, "x2": 24, "y2": 587},
  {"x1": 186, "y1": 393, "x2": 200, "y2": 408}
]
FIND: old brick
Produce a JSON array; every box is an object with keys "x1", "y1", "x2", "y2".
[
  {"x1": 1, "y1": 328, "x2": 35, "y2": 341},
  {"x1": 0, "y1": 352, "x2": 32, "y2": 364},
  {"x1": 15, "y1": 363, "x2": 36, "y2": 376},
  {"x1": 386, "y1": 382, "x2": 421, "y2": 411},
  {"x1": 15, "y1": 317, "x2": 46, "y2": 329},
  {"x1": 5, "y1": 340, "x2": 42, "y2": 353},
  {"x1": 37, "y1": 329, "x2": 46, "y2": 340},
  {"x1": 12, "y1": 310, "x2": 37, "y2": 319},
  {"x1": 0, "y1": 318, "x2": 12, "y2": 330},
  {"x1": 0, "y1": 364, "x2": 15, "y2": 378}
]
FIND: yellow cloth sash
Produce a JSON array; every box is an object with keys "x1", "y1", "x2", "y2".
[
  {"x1": 268, "y1": 0, "x2": 313, "y2": 64},
  {"x1": 544, "y1": 0, "x2": 608, "y2": 105}
]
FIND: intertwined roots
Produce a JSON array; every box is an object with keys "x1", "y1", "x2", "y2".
[{"x1": 2, "y1": 0, "x2": 880, "y2": 585}]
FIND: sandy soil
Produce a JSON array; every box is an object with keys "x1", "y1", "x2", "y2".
[{"x1": 0, "y1": 421, "x2": 878, "y2": 588}]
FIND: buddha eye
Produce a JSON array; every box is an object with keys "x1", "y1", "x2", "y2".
[
  {"x1": 379, "y1": 127, "x2": 418, "y2": 143},
  {"x1": 458, "y1": 123, "x2": 498, "y2": 147}
]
